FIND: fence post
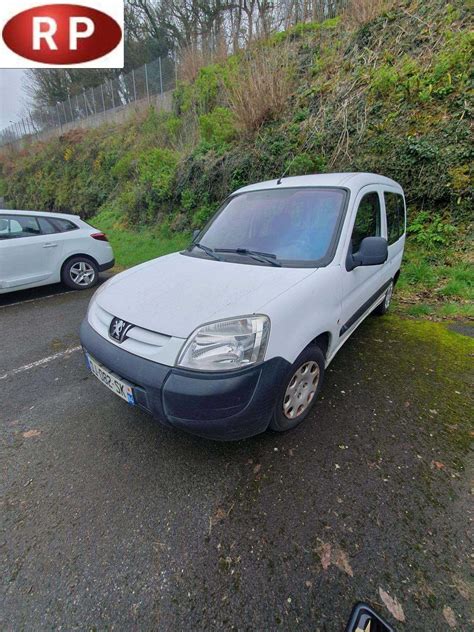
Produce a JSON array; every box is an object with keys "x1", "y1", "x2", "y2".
[
  {"x1": 83, "y1": 90, "x2": 88, "y2": 117},
  {"x1": 159, "y1": 57, "x2": 164, "y2": 95},
  {"x1": 68, "y1": 95, "x2": 74, "y2": 121},
  {"x1": 110, "y1": 80, "x2": 115, "y2": 109},
  {"x1": 132, "y1": 69, "x2": 137, "y2": 101},
  {"x1": 144, "y1": 63, "x2": 150, "y2": 103},
  {"x1": 56, "y1": 103, "x2": 62, "y2": 129}
]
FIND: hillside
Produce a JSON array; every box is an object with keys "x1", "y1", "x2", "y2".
[{"x1": 1, "y1": 0, "x2": 472, "y2": 317}]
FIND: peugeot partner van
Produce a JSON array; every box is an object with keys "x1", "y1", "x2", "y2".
[{"x1": 80, "y1": 173, "x2": 406, "y2": 440}]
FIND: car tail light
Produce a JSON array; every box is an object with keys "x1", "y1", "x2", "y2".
[{"x1": 90, "y1": 232, "x2": 108, "y2": 242}]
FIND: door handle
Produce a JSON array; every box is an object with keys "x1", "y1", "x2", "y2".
[{"x1": 43, "y1": 243, "x2": 58, "y2": 248}]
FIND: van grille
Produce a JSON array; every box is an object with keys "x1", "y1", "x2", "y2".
[{"x1": 89, "y1": 303, "x2": 173, "y2": 361}]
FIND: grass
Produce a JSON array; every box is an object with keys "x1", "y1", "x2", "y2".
[
  {"x1": 92, "y1": 209, "x2": 190, "y2": 269},
  {"x1": 394, "y1": 241, "x2": 473, "y2": 320}
]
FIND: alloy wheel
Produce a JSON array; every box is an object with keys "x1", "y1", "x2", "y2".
[{"x1": 69, "y1": 261, "x2": 96, "y2": 287}]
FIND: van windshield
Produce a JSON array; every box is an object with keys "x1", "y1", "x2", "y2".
[{"x1": 192, "y1": 187, "x2": 346, "y2": 267}]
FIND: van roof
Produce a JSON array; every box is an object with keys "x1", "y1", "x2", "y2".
[
  {"x1": 233, "y1": 172, "x2": 403, "y2": 195},
  {"x1": 0, "y1": 209, "x2": 80, "y2": 221}
]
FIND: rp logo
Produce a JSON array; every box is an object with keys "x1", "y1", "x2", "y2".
[{"x1": 0, "y1": 1, "x2": 124, "y2": 68}]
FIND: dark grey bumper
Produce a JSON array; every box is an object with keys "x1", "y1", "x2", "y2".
[
  {"x1": 98, "y1": 258, "x2": 115, "y2": 272},
  {"x1": 80, "y1": 319, "x2": 290, "y2": 440}
]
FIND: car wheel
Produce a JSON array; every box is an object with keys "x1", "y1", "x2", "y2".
[
  {"x1": 270, "y1": 344, "x2": 325, "y2": 432},
  {"x1": 374, "y1": 280, "x2": 394, "y2": 316},
  {"x1": 62, "y1": 257, "x2": 98, "y2": 290}
]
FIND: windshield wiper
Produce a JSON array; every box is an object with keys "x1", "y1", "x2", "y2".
[
  {"x1": 190, "y1": 242, "x2": 222, "y2": 261},
  {"x1": 216, "y1": 248, "x2": 281, "y2": 267}
]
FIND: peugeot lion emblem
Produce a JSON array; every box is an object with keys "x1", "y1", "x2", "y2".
[{"x1": 109, "y1": 317, "x2": 133, "y2": 343}]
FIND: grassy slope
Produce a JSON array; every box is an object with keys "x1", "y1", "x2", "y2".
[
  {"x1": 91, "y1": 209, "x2": 189, "y2": 269},
  {"x1": 0, "y1": 0, "x2": 472, "y2": 317}
]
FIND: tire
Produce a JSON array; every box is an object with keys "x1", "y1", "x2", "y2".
[
  {"x1": 374, "y1": 280, "x2": 394, "y2": 316},
  {"x1": 270, "y1": 344, "x2": 325, "y2": 432},
  {"x1": 61, "y1": 256, "x2": 99, "y2": 290}
]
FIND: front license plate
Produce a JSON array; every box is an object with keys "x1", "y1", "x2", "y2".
[{"x1": 85, "y1": 352, "x2": 135, "y2": 405}]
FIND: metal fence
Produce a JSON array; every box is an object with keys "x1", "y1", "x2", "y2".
[{"x1": 0, "y1": 57, "x2": 176, "y2": 148}]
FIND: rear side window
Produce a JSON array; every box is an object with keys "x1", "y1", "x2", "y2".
[
  {"x1": 51, "y1": 218, "x2": 78, "y2": 232},
  {"x1": 350, "y1": 192, "x2": 381, "y2": 253},
  {"x1": 384, "y1": 192, "x2": 405, "y2": 245},
  {"x1": 38, "y1": 217, "x2": 58, "y2": 234},
  {"x1": 0, "y1": 215, "x2": 41, "y2": 239},
  {"x1": 37, "y1": 217, "x2": 79, "y2": 234}
]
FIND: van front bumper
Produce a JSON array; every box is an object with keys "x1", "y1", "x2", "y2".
[{"x1": 80, "y1": 319, "x2": 290, "y2": 440}]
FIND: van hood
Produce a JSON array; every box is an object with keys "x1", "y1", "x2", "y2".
[{"x1": 97, "y1": 252, "x2": 317, "y2": 338}]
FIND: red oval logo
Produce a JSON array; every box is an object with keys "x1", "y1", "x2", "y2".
[{"x1": 2, "y1": 4, "x2": 122, "y2": 65}]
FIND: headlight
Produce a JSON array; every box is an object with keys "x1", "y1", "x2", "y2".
[{"x1": 177, "y1": 315, "x2": 270, "y2": 372}]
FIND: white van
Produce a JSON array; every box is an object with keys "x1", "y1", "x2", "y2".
[{"x1": 81, "y1": 173, "x2": 406, "y2": 440}]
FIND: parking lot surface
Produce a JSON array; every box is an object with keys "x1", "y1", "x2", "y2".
[{"x1": 1, "y1": 282, "x2": 472, "y2": 630}]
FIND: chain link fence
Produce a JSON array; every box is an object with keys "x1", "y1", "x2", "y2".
[{"x1": 0, "y1": 57, "x2": 176, "y2": 148}]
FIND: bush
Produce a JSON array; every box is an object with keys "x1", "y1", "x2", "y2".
[
  {"x1": 224, "y1": 43, "x2": 296, "y2": 134},
  {"x1": 199, "y1": 107, "x2": 236, "y2": 146},
  {"x1": 344, "y1": 0, "x2": 392, "y2": 26},
  {"x1": 407, "y1": 211, "x2": 458, "y2": 248}
]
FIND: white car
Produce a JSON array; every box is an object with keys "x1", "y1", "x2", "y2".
[
  {"x1": 0, "y1": 210, "x2": 114, "y2": 294},
  {"x1": 81, "y1": 173, "x2": 406, "y2": 440}
]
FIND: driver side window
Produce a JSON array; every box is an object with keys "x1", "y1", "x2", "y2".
[{"x1": 350, "y1": 192, "x2": 381, "y2": 253}]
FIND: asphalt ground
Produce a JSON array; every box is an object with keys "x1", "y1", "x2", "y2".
[{"x1": 1, "y1": 279, "x2": 472, "y2": 631}]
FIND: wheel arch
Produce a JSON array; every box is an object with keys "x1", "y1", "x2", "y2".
[
  {"x1": 60, "y1": 252, "x2": 99, "y2": 275},
  {"x1": 308, "y1": 331, "x2": 331, "y2": 359}
]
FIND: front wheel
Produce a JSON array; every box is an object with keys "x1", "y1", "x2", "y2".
[
  {"x1": 61, "y1": 257, "x2": 98, "y2": 290},
  {"x1": 374, "y1": 280, "x2": 394, "y2": 316},
  {"x1": 270, "y1": 344, "x2": 325, "y2": 432}
]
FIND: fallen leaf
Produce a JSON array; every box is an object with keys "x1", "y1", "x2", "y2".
[
  {"x1": 379, "y1": 588, "x2": 405, "y2": 622},
  {"x1": 333, "y1": 548, "x2": 353, "y2": 577},
  {"x1": 214, "y1": 508, "x2": 227, "y2": 521},
  {"x1": 253, "y1": 463, "x2": 261, "y2": 474},
  {"x1": 452, "y1": 577, "x2": 471, "y2": 600},
  {"x1": 443, "y1": 606, "x2": 456, "y2": 628},
  {"x1": 305, "y1": 580, "x2": 312, "y2": 588},
  {"x1": 22, "y1": 429, "x2": 41, "y2": 439},
  {"x1": 432, "y1": 461, "x2": 445, "y2": 470},
  {"x1": 319, "y1": 542, "x2": 332, "y2": 570},
  {"x1": 316, "y1": 542, "x2": 353, "y2": 577}
]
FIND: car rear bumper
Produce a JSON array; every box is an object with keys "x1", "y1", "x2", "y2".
[
  {"x1": 80, "y1": 319, "x2": 290, "y2": 440},
  {"x1": 98, "y1": 258, "x2": 115, "y2": 272}
]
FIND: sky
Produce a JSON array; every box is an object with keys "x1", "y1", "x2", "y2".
[{"x1": 0, "y1": 69, "x2": 28, "y2": 131}]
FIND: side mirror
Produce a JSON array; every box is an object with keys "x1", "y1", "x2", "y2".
[
  {"x1": 192, "y1": 229, "x2": 200, "y2": 242},
  {"x1": 345, "y1": 602, "x2": 395, "y2": 632},
  {"x1": 347, "y1": 237, "x2": 388, "y2": 271}
]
